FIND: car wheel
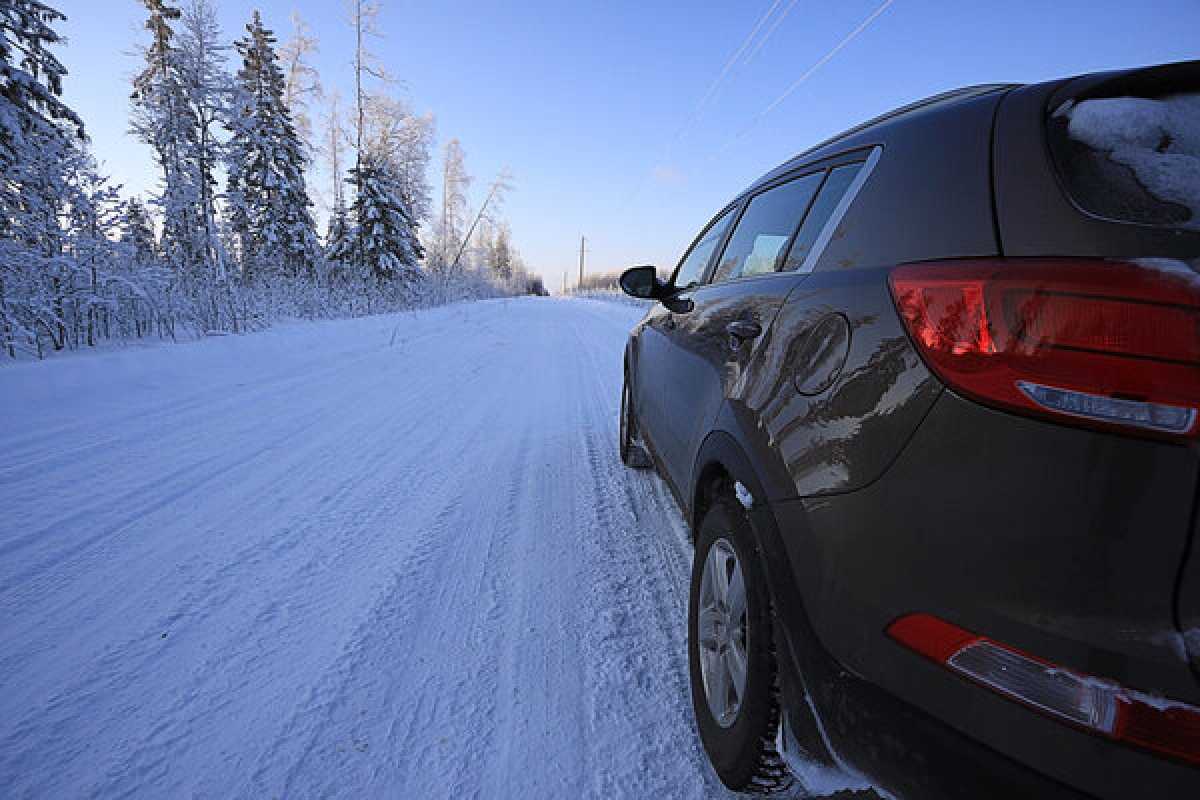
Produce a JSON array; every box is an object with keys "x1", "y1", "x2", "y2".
[
  {"x1": 689, "y1": 493, "x2": 792, "y2": 794},
  {"x1": 619, "y1": 375, "x2": 651, "y2": 469}
]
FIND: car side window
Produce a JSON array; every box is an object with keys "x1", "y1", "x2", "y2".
[
  {"x1": 782, "y1": 162, "x2": 863, "y2": 273},
  {"x1": 710, "y1": 172, "x2": 824, "y2": 284},
  {"x1": 672, "y1": 207, "x2": 735, "y2": 291}
]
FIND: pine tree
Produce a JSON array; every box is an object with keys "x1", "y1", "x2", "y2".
[
  {"x1": 347, "y1": 151, "x2": 422, "y2": 286},
  {"x1": 227, "y1": 10, "x2": 319, "y2": 284}
]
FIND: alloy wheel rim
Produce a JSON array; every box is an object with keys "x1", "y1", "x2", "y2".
[{"x1": 698, "y1": 537, "x2": 748, "y2": 728}]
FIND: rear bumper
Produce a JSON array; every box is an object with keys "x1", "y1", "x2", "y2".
[
  {"x1": 774, "y1": 640, "x2": 1093, "y2": 799},
  {"x1": 764, "y1": 389, "x2": 1200, "y2": 798}
]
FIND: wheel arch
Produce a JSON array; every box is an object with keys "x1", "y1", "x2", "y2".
[{"x1": 691, "y1": 416, "x2": 844, "y2": 772}]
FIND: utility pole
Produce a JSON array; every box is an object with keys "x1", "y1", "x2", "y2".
[{"x1": 578, "y1": 235, "x2": 587, "y2": 289}]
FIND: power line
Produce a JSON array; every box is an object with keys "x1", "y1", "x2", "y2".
[
  {"x1": 741, "y1": 0, "x2": 801, "y2": 67},
  {"x1": 625, "y1": 0, "x2": 786, "y2": 207},
  {"x1": 714, "y1": 0, "x2": 897, "y2": 157},
  {"x1": 671, "y1": 0, "x2": 784, "y2": 150}
]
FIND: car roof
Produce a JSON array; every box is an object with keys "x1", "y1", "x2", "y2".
[
  {"x1": 745, "y1": 60, "x2": 1199, "y2": 197},
  {"x1": 745, "y1": 83, "x2": 1017, "y2": 194}
]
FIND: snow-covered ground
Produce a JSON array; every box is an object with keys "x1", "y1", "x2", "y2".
[{"x1": 0, "y1": 298, "x2": 736, "y2": 799}]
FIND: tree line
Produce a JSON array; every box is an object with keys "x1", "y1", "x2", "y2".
[{"x1": 0, "y1": 0, "x2": 536, "y2": 360}]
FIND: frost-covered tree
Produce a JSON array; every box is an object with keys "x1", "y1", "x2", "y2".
[
  {"x1": 279, "y1": 11, "x2": 320, "y2": 160},
  {"x1": 0, "y1": 0, "x2": 82, "y2": 227},
  {"x1": 226, "y1": 10, "x2": 319, "y2": 283},
  {"x1": 2, "y1": 130, "x2": 66, "y2": 349},
  {"x1": 346, "y1": 0, "x2": 389, "y2": 201},
  {"x1": 379, "y1": 105, "x2": 433, "y2": 229},
  {"x1": 322, "y1": 90, "x2": 347, "y2": 215},
  {"x1": 120, "y1": 197, "x2": 157, "y2": 265},
  {"x1": 130, "y1": 0, "x2": 205, "y2": 272},
  {"x1": 0, "y1": 1, "x2": 84, "y2": 355},
  {"x1": 490, "y1": 222, "x2": 514, "y2": 282},
  {"x1": 430, "y1": 137, "x2": 469, "y2": 271},
  {"x1": 175, "y1": 0, "x2": 230, "y2": 278},
  {"x1": 361, "y1": 92, "x2": 432, "y2": 236},
  {"x1": 0, "y1": 1, "x2": 81, "y2": 160},
  {"x1": 324, "y1": 194, "x2": 352, "y2": 267},
  {"x1": 62, "y1": 147, "x2": 123, "y2": 347},
  {"x1": 347, "y1": 150, "x2": 422, "y2": 286}
]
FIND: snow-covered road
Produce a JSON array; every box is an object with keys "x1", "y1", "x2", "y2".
[{"x1": 0, "y1": 298, "x2": 734, "y2": 799}]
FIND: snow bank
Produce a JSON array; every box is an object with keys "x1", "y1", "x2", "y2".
[
  {"x1": 568, "y1": 288, "x2": 653, "y2": 308},
  {"x1": 1057, "y1": 92, "x2": 1200, "y2": 228}
]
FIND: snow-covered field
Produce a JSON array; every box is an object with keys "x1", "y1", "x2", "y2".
[{"x1": 0, "y1": 298, "x2": 735, "y2": 799}]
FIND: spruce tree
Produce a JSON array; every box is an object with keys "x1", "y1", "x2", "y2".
[
  {"x1": 324, "y1": 195, "x2": 353, "y2": 271},
  {"x1": 0, "y1": 0, "x2": 83, "y2": 229},
  {"x1": 227, "y1": 10, "x2": 319, "y2": 284},
  {"x1": 0, "y1": 1, "x2": 84, "y2": 354},
  {"x1": 0, "y1": 1, "x2": 82, "y2": 164},
  {"x1": 347, "y1": 151, "x2": 423, "y2": 286},
  {"x1": 130, "y1": 0, "x2": 205, "y2": 272}
]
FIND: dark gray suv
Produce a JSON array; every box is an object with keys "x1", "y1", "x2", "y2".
[{"x1": 619, "y1": 61, "x2": 1200, "y2": 798}]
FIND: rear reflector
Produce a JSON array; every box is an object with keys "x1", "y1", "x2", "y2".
[
  {"x1": 889, "y1": 259, "x2": 1200, "y2": 439},
  {"x1": 888, "y1": 613, "x2": 1200, "y2": 766}
]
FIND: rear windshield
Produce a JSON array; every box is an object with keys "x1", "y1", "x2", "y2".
[{"x1": 1048, "y1": 91, "x2": 1200, "y2": 229}]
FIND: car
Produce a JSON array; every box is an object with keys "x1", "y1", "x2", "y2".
[{"x1": 617, "y1": 60, "x2": 1200, "y2": 798}]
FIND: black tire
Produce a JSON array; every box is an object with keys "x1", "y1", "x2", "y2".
[
  {"x1": 619, "y1": 375, "x2": 651, "y2": 469},
  {"x1": 689, "y1": 494, "x2": 792, "y2": 795}
]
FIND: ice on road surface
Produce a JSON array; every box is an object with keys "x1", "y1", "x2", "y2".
[{"x1": 0, "y1": 298, "x2": 733, "y2": 799}]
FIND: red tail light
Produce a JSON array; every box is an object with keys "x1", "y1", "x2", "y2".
[
  {"x1": 889, "y1": 259, "x2": 1200, "y2": 439},
  {"x1": 888, "y1": 613, "x2": 1200, "y2": 766}
]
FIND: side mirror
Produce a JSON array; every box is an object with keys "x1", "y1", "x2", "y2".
[{"x1": 619, "y1": 265, "x2": 664, "y2": 300}]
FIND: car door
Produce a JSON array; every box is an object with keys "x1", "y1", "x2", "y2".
[
  {"x1": 635, "y1": 205, "x2": 737, "y2": 463},
  {"x1": 649, "y1": 171, "x2": 827, "y2": 498}
]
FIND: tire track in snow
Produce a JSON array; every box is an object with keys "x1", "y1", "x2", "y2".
[
  {"x1": 0, "y1": 298, "x2": 739, "y2": 799},
  {"x1": 0, "y1": 317, "x2": 502, "y2": 798},
  {"x1": 85, "y1": 360, "x2": 506, "y2": 799},
  {"x1": 564, "y1": 313, "x2": 731, "y2": 799}
]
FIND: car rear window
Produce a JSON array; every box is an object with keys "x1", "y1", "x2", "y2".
[{"x1": 1048, "y1": 90, "x2": 1200, "y2": 229}]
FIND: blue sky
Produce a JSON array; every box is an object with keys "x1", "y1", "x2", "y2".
[{"x1": 58, "y1": 0, "x2": 1200, "y2": 291}]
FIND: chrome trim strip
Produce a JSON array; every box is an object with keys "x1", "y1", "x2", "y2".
[{"x1": 796, "y1": 145, "x2": 882, "y2": 275}]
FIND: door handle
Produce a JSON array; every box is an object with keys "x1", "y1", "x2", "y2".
[{"x1": 726, "y1": 320, "x2": 762, "y2": 341}]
